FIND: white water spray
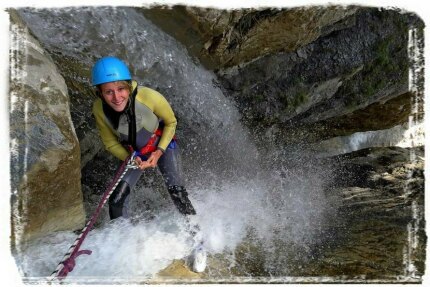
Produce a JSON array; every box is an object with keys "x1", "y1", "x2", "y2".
[{"x1": 15, "y1": 7, "x2": 337, "y2": 282}]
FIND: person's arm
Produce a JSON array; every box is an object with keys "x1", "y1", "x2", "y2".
[
  {"x1": 92, "y1": 99, "x2": 129, "y2": 161},
  {"x1": 139, "y1": 88, "x2": 177, "y2": 152}
]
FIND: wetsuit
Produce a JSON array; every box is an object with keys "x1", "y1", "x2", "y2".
[{"x1": 93, "y1": 81, "x2": 196, "y2": 219}]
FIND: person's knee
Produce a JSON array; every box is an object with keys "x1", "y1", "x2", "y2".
[{"x1": 108, "y1": 181, "x2": 131, "y2": 219}]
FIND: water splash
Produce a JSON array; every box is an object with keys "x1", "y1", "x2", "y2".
[
  {"x1": 15, "y1": 7, "x2": 337, "y2": 281},
  {"x1": 17, "y1": 165, "x2": 335, "y2": 282},
  {"x1": 17, "y1": 213, "x2": 192, "y2": 283}
]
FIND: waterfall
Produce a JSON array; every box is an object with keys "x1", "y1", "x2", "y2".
[
  {"x1": 16, "y1": 7, "x2": 337, "y2": 282},
  {"x1": 309, "y1": 122, "x2": 425, "y2": 158},
  {"x1": 18, "y1": 7, "x2": 258, "y2": 172}
]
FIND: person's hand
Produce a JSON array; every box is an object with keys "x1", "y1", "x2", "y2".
[{"x1": 134, "y1": 150, "x2": 163, "y2": 170}]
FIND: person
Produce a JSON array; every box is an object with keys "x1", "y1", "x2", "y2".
[
  {"x1": 91, "y1": 56, "x2": 206, "y2": 271},
  {"x1": 92, "y1": 56, "x2": 195, "y2": 218}
]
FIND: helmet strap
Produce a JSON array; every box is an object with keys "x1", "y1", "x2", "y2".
[{"x1": 126, "y1": 85, "x2": 138, "y2": 151}]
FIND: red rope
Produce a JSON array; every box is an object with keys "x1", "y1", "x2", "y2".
[{"x1": 52, "y1": 155, "x2": 133, "y2": 279}]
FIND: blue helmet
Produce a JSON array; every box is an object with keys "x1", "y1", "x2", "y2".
[{"x1": 91, "y1": 56, "x2": 132, "y2": 86}]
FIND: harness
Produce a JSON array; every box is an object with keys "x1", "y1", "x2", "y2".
[
  {"x1": 126, "y1": 85, "x2": 138, "y2": 151},
  {"x1": 122, "y1": 86, "x2": 176, "y2": 158}
]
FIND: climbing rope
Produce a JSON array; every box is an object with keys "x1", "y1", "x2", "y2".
[{"x1": 48, "y1": 152, "x2": 139, "y2": 282}]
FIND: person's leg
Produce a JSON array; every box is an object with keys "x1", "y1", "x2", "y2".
[
  {"x1": 158, "y1": 143, "x2": 207, "y2": 272},
  {"x1": 157, "y1": 144, "x2": 196, "y2": 215},
  {"x1": 109, "y1": 167, "x2": 143, "y2": 219}
]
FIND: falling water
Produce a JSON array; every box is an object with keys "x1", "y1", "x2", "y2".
[
  {"x1": 15, "y1": 7, "x2": 340, "y2": 283},
  {"x1": 17, "y1": 7, "x2": 258, "y2": 173},
  {"x1": 309, "y1": 122, "x2": 425, "y2": 157}
]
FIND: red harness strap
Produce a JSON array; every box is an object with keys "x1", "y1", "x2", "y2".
[
  {"x1": 128, "y1": 129, "x2": 176, "y2": 157},
  {"x1": 139, "y1": 129, "x2": 163, "y2": 155},
  {"x1": 139, "y1": 129, "x2": 176, "y2": 155}
]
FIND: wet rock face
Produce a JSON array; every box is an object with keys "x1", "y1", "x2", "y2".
[
  {"x1": 203, "y1": 146, "x2": 425, "y2": 282},
  {"x1": 217, "y1": 8, "x2": 417, "y2": 141},
  {"x1": 143, "y1": 6, "x2": 359, "y2": 70},
  {"x1": 146, "y1": 6, "x2": 423, "y2": 146},
  {"x1": 47, "y1": 53, "x2": 102, "y2": 169},
  {"x1": 9, "y1": 11, "x2": 85, "y2": 244},
  {"x1": 311, "y1": 146, "x2": 425, "y2": 280}
]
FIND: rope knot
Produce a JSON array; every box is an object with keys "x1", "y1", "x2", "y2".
[{"x1": 58, "y1": 250, "x2": 92, "y2": 278}]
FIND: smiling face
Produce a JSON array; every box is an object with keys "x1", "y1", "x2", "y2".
[{"x1": 99, "y1": 81, "x2": 131, "y2": 112}]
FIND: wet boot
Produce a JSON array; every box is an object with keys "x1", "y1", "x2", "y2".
[
  {"x1": 185, "y1": 217, "x2": 207, "y2": 273},
  {"x1": 108, "y1": 181, "x2": 131, "y2": 219},
  {"x1": 168, "y1": 186, "x2": 205, "y2": 272},
  {"x1": 167, "y1": 185, "x2": 196, "y2": 215}
]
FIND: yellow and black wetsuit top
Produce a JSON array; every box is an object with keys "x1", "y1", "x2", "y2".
[{"x1": 93, "y1": 81, "x2": 177, "y2": 161}]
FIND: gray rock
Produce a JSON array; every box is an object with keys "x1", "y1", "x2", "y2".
[{"x1": 9, "y1": 10, "x2": 85, "y2": 245}]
